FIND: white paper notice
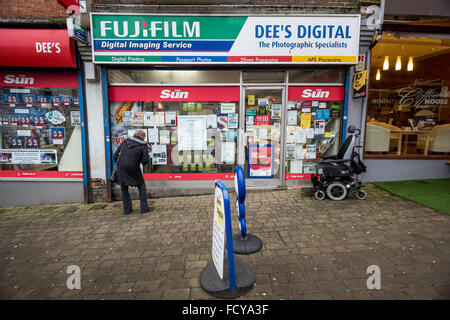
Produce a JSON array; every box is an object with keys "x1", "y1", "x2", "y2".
[
  {"x1": 144, "y1": 112, "x2": 154, "y2": 127},
  {"x1": 295, "y1": 144, "x2": 304, "y2": 159},
  {"x1": 147, "y1": 128, "x2": 159, "y2": 143},
  {"x1": 290, "y1": 160, "x2": 303, "y2": 173},
  {"x1": 152, "y1": 144, "x2": 167, "y2": 165},
  {"x1": 286, "y1": 126, "x2": 296, "y2": 144},
  {"x1": 178, "y1": 115, "x2": 207, "y2": 151},
  {"x1": 306, "y1": 144, "x2": 316, "y2": 159},
  {"x1": 155, "y1": 112, "x2": 165, "y2": 127},
  {"x1": 221, "y1": 141, "x2": 235, "y2": 164},
  {"x1": 306, "y1": 128, "x2": 315, "y2": 139},
  {"x1": 295, "y1": 128, "x2": 307, "y2": 144},
  {"x1": 207, "y1": 114, "x2": 217, "y2": 129},
  {"x1": 287, "y1": 110, "x2": 298, "y2": 125}
]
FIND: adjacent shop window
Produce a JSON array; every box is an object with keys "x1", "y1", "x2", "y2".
[
  {"x1": 366, "y1": 34, "x2": 450, "y2": 157},
  {"x1": 108, "y1": 70, "x2": 240, "y2": 84},
  {"x1": 109, "y1": 86, "x2": 239, "y2": 178},
  {"x1": 0, "y1": 72, "x2": 82, "y2": 172},
  {"x1": 286, "y1": 86, "x2": 345, "y2": 176}
]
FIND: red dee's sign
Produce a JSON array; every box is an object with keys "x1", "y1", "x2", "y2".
[
  {"x1": 0, "y1": 28, "x2": 76, "y2": 68},
  {"x1": 288, "y1": 86, "x2": 345, "y2": 101}
]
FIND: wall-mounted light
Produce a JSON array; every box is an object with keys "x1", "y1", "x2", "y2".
[
  {"x1": 376, "y1": 69, "x2": 381, "y2": 80},
  {"x1": 383, "y1": 56, "x2": 389, "y2": 70},
  {"x1": 407, "y1": 56, "x2": 414, "y2": 71},
  {"x1": 395, "y1": 56, "x2": 402, "y2": 71}
]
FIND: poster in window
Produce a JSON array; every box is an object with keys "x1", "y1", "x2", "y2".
[
  {"x1": 287, "y1": 110, "x2": 298, "y2": 125},
  {"x1": 220, "y1": 103, "x2": 235, "y2": 113},
  {"x1": 295, "y1": 128, "x2": 307, "y2": 144},
  {"x1": 159, "y1": 129, "x2": 170, "y2": 144},
  {"x1": 207, "y1": 114, "x2": 217, "y2": 129},
  {"x1": 155, "y1": 112, "x2": 165, "y2": 127},
  {"x1": 178, "y1": 115, "x2": 207, "y2": 151},
  {"x1": 0, "y1": 149, "x2": 57, "y2": 165},
  {"x1": 306, "y1": 144, "x2": 316, "y2": 159},
  {"x1": 132, "y1": 112, "x2": 144, "y2": 126},
  {"x1": 144, "y1": 112, "x2": 154, "y2": 127},
  {"x1": 248, "y1": 95, "x2": 255, "y2": 105},
  {"x1": 50, "y1": 127, "x2": 65, "y2": 145},
  {"x1": 165, "y1": 111, "x2": 177, "y2": 126},
  {"x1": 300, "y1": 112, "x2": 312, "y2": 129},
  {"x1": 246, "y1": 115, "x2": 254, "y2": 131},
  {"x1": 286, "y1": 126, "x2": 296, "y2": 144},
  {"x1": 122, "y1": 111, "x2": 132, "y2": 126},
  {"x1": 147, "y1": 128, "x2": 159, "y2": 143},
  {"x1": 217, "y1": 115, "x2": 228, "y2": 131},
  {"x1": 152, "y1": 144, "x2": 167, "y2": 165},
  {"x1": 70, "y1": 111, "x2": 81, "y2": 126},
  {"x1": 220, "y1": 141, "x2": 235, "y2": 164},
  {"x1": 248, "y1": 144, "x2": 273, "y2": 178},
  {"x1": 271, "y1": 104, "x2": 282, "y2": 119},
  {"x1": 286, "y1": 143, "x2": 296, "y2": 160},
  {"x1": 227, "y1": 113, "x2": 238, "y2": 129},
  {"x1": 314, "y1": 120, "x2": 325, "y2": 134}
]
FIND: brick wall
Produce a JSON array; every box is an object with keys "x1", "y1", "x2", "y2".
[{"x1": 0, "y1": 0, "x2": 67, "y2": 20}]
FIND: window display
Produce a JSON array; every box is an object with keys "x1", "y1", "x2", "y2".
[
  {"x1": 286, "y1": 86, "x2": 345, "y2": 178},
  {"x1": 109, "y1": 86, "x2": 240, "y2": 179},
  {"x1": 0, "y1": 72, "x2": 82, "y2": 174},
  {"x1": 366, "y1": 35, "x2": 450, "y2": 157}
]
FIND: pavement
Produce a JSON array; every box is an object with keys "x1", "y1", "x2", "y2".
[{"x1": 0, "y1": 184, "x2": 449, "y2": 300}]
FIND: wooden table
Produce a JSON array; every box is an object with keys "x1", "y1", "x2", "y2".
[{"x1": 396, "y1": 130, "x2": 431, "y2": 155}]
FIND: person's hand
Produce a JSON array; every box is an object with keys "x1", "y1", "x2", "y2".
[{"x1": 147, "y1": 144, "x2": 152, "y2": 152}]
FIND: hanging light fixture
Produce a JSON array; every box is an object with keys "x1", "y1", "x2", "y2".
[
  {"x1": 395, "y1": 56, "x2": 401, "y2": 70},
  {"x1": 407, "y1": 56, "x2": 414, "y2": 71},
  {"x1": 383, "y1": 56, "x2": 389, "y2": 70},
  {"x1": 376, "y1": 69, "x2": 381, "y2": 80}
]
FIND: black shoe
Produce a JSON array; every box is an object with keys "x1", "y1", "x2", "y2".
[
  {"x1": 141, "y1": 207, "x2": 154, "y2": 214},
  {"x1": 124, "y1": 211, "x2": 131, "y2": 215}
]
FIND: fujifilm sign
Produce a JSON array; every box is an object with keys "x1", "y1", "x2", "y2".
[{"x1": 99, "y1": 20, "x2": 200, "y2": 38}]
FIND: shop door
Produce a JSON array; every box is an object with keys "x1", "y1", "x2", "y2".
[{"x1": 241, "y1": 87, "x2": 285, "y2": 188}]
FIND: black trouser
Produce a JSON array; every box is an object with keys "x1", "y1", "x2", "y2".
[{"x1": 121, "y1": 183, "x2": 149, "y2": 214}]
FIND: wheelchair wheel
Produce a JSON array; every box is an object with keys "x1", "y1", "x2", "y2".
[
  {"x1": 314, "y1": 190, "x2": 326, "y2": 200},
  {"x1": 356, "y1": 190, "x2": 367, "y2": 200},
  {"x1": 326, "y1": 182, "x2": 348, "y2": 201}
]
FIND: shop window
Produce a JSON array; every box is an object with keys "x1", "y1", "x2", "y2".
[
  {"x1": 365, "y1": 34, "x2": 450, "y2": 158},
  {"x1": 108, "y1": 69, "x2": 240, "y2": 84},
  {"x1": 0, "y1": 72, "x2": 82, "y2": 174},
  {"x1": 289, "y1": 69, "x2": 345, "y2": 84},
  {"x1": 286, "y1": 86, "x2": 345, "y2": 177},
  {"x1": 242, "y1": 71, "x2": 285, "y2": 83},
  {"x1": 109, "y1": 86, "x2": 239, "y2": 179}
]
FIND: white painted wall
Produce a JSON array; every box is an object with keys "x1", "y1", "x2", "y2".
[{"x1": 84, "y1": 61, "x2": 106, "y2": 181}]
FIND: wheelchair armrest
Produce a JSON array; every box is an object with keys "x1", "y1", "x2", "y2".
[
  {"x1": 320, "y1": 154, "x2": 339, "y2": 160},
  {"x1": 323, "y1": 158, "x2": 351, "y2": 164}
]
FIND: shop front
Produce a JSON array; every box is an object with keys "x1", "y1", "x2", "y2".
[
  {"x1": 361, "y1": 19, "x2": 450, "y2": 182},
  {"x1": 90, "y1": 13, "x2": 361, "y2": 197},
  {"x1": 0, "y1": 28, "x2": 87, "y2": 206}
]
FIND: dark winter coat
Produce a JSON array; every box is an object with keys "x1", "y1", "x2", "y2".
[{"x1": 113, "y1": 136, "x2": 150, "y2": 187}]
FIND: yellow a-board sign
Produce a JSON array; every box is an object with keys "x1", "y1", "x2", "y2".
[{"x1": 353, "y1": 70, "x2": 368, "y2": 98}]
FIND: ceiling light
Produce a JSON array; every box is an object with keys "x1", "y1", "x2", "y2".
[
  {"x1": 383, "y1": 56, "x2": 389, "y2": 70},
  {"x1": 395, "y1": 56, "x2": 401, "y2": 71},
  {"x1": 407, "y1": 56, "x2": 414, "y2": 71},
  {"x1": 376, "y1": 69, "x2": 381, "y2": 80}
]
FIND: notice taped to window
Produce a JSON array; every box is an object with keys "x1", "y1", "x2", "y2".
[{"x1": 178, "y1": 115, "x2": 207, "y2": 151}]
